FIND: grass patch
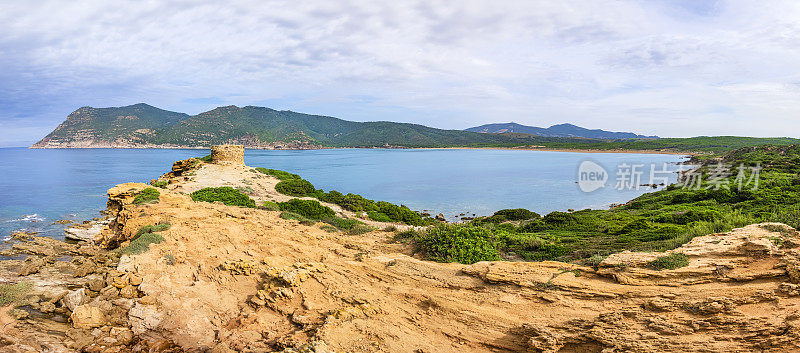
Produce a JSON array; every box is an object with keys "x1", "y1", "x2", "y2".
[
  {"x1": 118, "y1": 232, "x2": 165, "y2": 256},
  {"x1": 136, "y1": 223, "x2": 171, "y2": 237},
  {"x1": 648, "y1": 253, "x2": 689, "y2": 270},
  {"x1": 255, "y1": 167, "x2": 301, "y2": 181},
  {"x1": 0, "y1": 282, "x2": 33, "y2": 307},
  {"x1": 260, "y1": 201, "x2": 280, "y2": 211},
  {"x1": 133, "y1": 188, "x2": 160, "y2": 205},
  {"x1": 198, "y1": 154, "x2": 213, "y2": 162},
  {"x1": 150, "y1": 180, "x2": 168, "y2": 188},
  {"x1": 345, "y1": 225, "x2": 376, "y2": 235},
  {"x1": 280, "y1": 211, "x2": 317, "y2": 225},
  {"x1": 190, "y1": 187, "x2": 256, "y2": 208}
]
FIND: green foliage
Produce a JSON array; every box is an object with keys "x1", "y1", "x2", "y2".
[
  {"x1": 136, "y1": 223, "x2": 170, "y2": 237},
  {"x1": 260, "y1": 201, "x2": 280, "y2": 211},
  {"x1": 255, "y1": 167, "x2": 301, "y2": 181},
  {"x1": 648, "y1": 253, "x2": 689, "y2": 270},
  {"x1": 0, "y1": 282, "x2": 33, "y2": 306},
  {"x1": 410, "y1": 225, "x2": 500, "y2": 264},
  {"x1": 150, "y1": 180, "x2": 168, "y2": 188},
  {"x1": 118, "y1": 232, "x2": 165, "y2": 255},
  {"x1": 198, "y1": 154, "x2": 213, "y2": 162},
  {"x1": 345, "y1": 225, "x2": 376, "y2": 235},
  {"x1": 322, "y1": 217, "x2": 364, "y2": 230},
  {"x1": 493, "y1": 208, "x2": 540, "y2": 221},
  {"x1": 275, "y1": 179, "x2": 318, "y2": 197},
  {"x1": 280, "y1": 211, "x2": 317, "y2": 225},
  {"x1": 277, "y1": 199, "x2": 336, "y2": 219},
  {"x1": 133, "y1": 188, "x2": 160, "y2": 205},
  {"x1": 190, "y1": 187, "x2": 256, "y2": 208}
]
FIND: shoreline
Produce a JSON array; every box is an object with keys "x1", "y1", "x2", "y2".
[{"x1": 25, "y1": 144, "x2": 694, "y2": 155}]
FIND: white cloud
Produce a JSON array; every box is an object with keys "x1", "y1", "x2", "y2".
[{"x1": 1, "y1": 0, "x2": 800, "y2": 146}]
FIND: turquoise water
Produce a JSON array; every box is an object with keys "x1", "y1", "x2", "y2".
[{"x1": 0, "y1": 147, "x2": 685, "y2": 239}]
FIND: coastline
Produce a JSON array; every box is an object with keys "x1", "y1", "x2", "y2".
[
  {"x1": 420, "y1": 146, "x2": 693, "y2": 155},
  {"x1": 28, "y1": 144, "x2": 694, "y2": 155}
]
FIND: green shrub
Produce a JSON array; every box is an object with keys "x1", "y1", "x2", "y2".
[
  {"x1": 133, "y1": 188, "x2": 160, "y2": 205},
  {"x1": 345, "y1": 225, "x2": 375, "y2": 235},
  {"x1": 413, "y1": 225, "x2": 500, "y2": 264},
  {"x1": 275, "y1": 179, "x2": 318, "y2": 197},
  {"x1": 150, "y1": 180, "x2": 168, "y2": 188},
  {"x1": 367, "y1": 211, "x2": 392, "y2": 222},
  {"x1": 0, "y1": 282, "x2": 33, "y2": 306},
  {"x1": 260, "y1": 201, "x2": 280, "y2": 211},
  {"x1": 543, "y1": 212, "x2": 578, "y2": 227},
  {"x1": 119, "y1": 232, "x2": 165, "y2": 255},
  {"x1": 190, "y1": 187, "x2": 256, "y2": 208},
  {"x1": 198, "y1": 154, "x2": 213, "y2": 162},
  {"x1": 136, "y1": 223, "x2": 171, "y2": 237},
  {"x1": 648, "y1": 253, "x2": 689, "y2": 270},
  {"x1": 278, "y1": 199, "x2": 335, "y2": 219},
  {"x1": 280, "y1": 211, "x2": 317, "y2": 225},
  {"x1": 255, "y1": 167, "x2": 301, "y2": 181},
  {"x1": 493, "y1": 208, "x2": 540, "y2": 221},
  {"x1": 322, "y1": 217, "x2": 364, "y2": 230}
]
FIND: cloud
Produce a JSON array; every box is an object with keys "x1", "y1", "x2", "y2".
[{"x1": 1, "y1": 0, "x2": 800, "y2": 146}]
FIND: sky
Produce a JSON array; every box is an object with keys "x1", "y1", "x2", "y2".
[{"x1": 2, "y1": 0, "x2": 800, "y2": 147}]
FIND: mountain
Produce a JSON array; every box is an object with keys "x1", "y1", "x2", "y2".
[
  {"x1": 32, "y1": 104, "x2": 564, "y2": 149},
  {"x1": 465, "y1": 122, "x2": 658, "y2": 139}
]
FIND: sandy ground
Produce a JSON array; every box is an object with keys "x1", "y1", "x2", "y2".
[{"x1": 94, "y1": 157, "x2": 800, "y2": 352}]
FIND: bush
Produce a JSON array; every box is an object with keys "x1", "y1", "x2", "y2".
[
  {"x1": 260, "y1": 201, "x2": 280, "y2": 211},
  {"x1": 322, "y1": 217, "x2": 364, "y2": 230},
  {"x1": 119, "y1": 232, "x2": 165, "y2": 255},
  {"x1": 0, "y1": 282, "x2": 33, "y2": 306},
  {"x1": 198, "y1": 154, "x2": 213, "y2": 162},
  {"x1": 133, "y1": 188, "x2": 160, "y2": 205},
  {"x1": 543, "y1": 212, "x2": 578, "y2": 227},
  {"x1": 413, "y1": 225, "x2": 500, "y2": 264},
  {"x1": 648, "y1": 253, "x2": 689, "y2": 270},
  {"x1": 275, "y1": 179, "x2": 318, "y2": 197},
  {"x1": 278, "y1": 199, "x2": 335, "y2": 219},
  {"x1": 493, "y1": 208, "x2": 540, "y2": 221},
  {"x1": 150, "y1": 180, "x2": 168, "y2": 188},
  {"x1": 255, "y1": 167, "x2": 300, "y2": 181},
  {"x1": 367, "y1": 211, "x2": 392, "y2": 222},
  {"x1": 190, "y1": 187, "x2": 256, "y2": 208}
]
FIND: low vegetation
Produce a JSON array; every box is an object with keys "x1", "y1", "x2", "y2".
[
  {"x1": 396, "y1": 145, "x2": 800, "y2": 264},
  {"x1": 118, "y1": 224, "x2": 170, "y2": 255},
  {"x1": 190, "y1": 187, "x2": 256, "y2": 208},
  {"x1": 399, "y1": 225, "x2": 500, "y2": 264},
  {"x1": 277, "y1": 199, "x2": 336, "y2": 219},
  {"x1": 150, "y1": 180, "x2": 168, "y2": 188},
  {"x1": 0, "y1": 282, "x2": 33, "y2": 306},
  {"x1": 648, "y1": 253, "x2": 690, "y2": 270},
  {"x1": 133, "y1": 188, "x2": 160, "y2": 205}
]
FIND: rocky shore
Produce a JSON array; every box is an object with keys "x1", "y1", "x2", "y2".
[{"x1": 3, "y1": 145, "x2": 800, "y2": 352}]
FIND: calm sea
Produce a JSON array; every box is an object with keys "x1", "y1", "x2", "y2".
[{"x1": 0, "y1": 147, "x2": 685, "y2": 240}]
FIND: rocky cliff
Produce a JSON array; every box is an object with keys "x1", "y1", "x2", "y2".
[{"x1": 3, "y1": 151, "x2": 800, "y2": 352}]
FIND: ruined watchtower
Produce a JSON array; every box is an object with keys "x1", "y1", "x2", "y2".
[{"x1": 210, "y1": 144, "x2": 245, "y2": 165}]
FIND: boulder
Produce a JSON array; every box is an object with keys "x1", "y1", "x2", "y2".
[
  {"x1": 70, "y1": 305, "x2": 106, "y2": 329},
  {"x1": 62, "y1": 288, "x2": 88, "y2": 311}
]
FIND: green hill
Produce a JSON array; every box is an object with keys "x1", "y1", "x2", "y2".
[
  {"x1": 32, "y1": 104, "x2": 576, "y2": 148},
  {"x1": 31, "y1": 103, "x2": 800, "y2": 151}
]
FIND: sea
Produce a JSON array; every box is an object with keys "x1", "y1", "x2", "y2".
[{"x1": 0, "y1": 147, "x2": 686, "y2": 240}]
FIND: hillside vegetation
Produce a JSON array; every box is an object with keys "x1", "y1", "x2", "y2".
[{"x1": 33, "y1": 103, "x2": 800, "y2": 151}]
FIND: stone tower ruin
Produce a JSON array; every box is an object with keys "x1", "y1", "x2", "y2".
[{"x1": 210, "y1": 144, "x2": 245, "y2": 165}]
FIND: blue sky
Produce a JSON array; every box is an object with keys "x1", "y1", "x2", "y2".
[{"x1": 2, "y1": 0, "x2": 800, "y2": 147}]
